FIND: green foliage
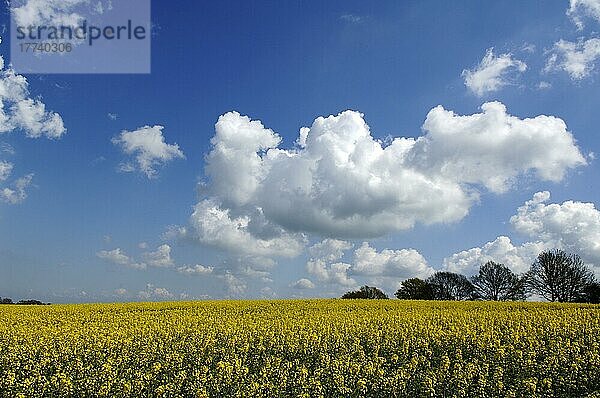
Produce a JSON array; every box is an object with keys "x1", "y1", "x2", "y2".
[
  {"x1": 579, "y1": 282, "x2": 600, "y2": 304},
  {"x1": 341, "y1": 285, "x2": 388, "y2": 299},
  {"x1": 395, "y1": 278, "x2": 434, "y2": 300}
]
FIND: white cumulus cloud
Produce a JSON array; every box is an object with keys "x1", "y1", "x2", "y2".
[
  {"x1": 290, "y1": 278, "x2": 315, "y2": 289},
  {"x1": 97, "y1": 244, "x2": 184, "y2": 270},
  {"x1": 417, "y1": 101, "x2": 586, "y2": 193},
  {"x1": 510, "y1": 191, "x2": 600, "y2": 268},
  {"x1": 97, "y1": 248, "x2": 147, "y2": 270},
  {"x1": 443, "y1": 236, "x2": 549, "y2": 276},
  {"x1": 11, "y1": 0, "x2": 85, "y2": 28},
  {"x1": 0, "y1": 69, "x2": 66, "y2": 138},
  {"x1": 305, "y1": 240, "x2": 434, "y2": 291},
  {"x1": 306, "y1": 239, "x2": 355, "y2": 286},
  {"x1": 142, "y1": 244, "x2": 174, "y2": 268},
  {"x1": 444, "y1": 192, "x2": 600, "y2": 277},
  {"x1": 221, "y1": 272, "x2": 247, "y2": 297},
  {"x1": 462, "y1": 48, "x2": 527, "y2": 96},
  {"x1": 189, "y1": 105, "x2": 584, "y2": 254},
  {"x1": 112, "y1": 125, "x2": 185, "y2": 178},
  {"x1": 137, "y1": 283, "x2": 173, "y2": 300},
  {"x1": 0, "y1": 38, "x2": 66, "y2": 207},
  {"x1": 352, "y1": 242, "x2": 435, "y2": 279},
  {"x1": 176, "y1": 264, "x2": 214, "y2": 275},
  {"x1": 189, "y1": 199, "x2": 305, "y2": 258},
  {"x1": 10, "y1": 0, "x2": 115, "y2": 33}
]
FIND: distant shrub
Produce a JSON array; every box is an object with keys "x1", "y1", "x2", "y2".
[{"x1": 342, "y1": 285, "x2": 388, "y2": 299}]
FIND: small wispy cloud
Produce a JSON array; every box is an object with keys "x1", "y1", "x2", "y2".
[
  {"x1": 0, "y1": 174, "x2": 34, "y2": 205},
  {"x1": 462, "y1": 48, "x2": 527, "y2": 96},
  {"x1": 340, "y1": 14, "x2": 364, "y2": 24},
  {"x1": 545, "y1": 38, "x2": 600, "y2": 80},
  {"x1": 521, "y1": 43, "x2": 536, "y2": 53},
  {"x1": 0, "y1": 142, "x2": 15, "y2": 155},
  {"x1": 537, "y1": 81, "x2": 552, "y2": 90}
]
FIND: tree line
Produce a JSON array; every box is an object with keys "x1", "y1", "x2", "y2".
[
  {"x1": 342, "y1": 249, "x2": 600, "y2": 303},
  {"x1": 0, "y1": 298, "x2": 49, "y2": 305}
]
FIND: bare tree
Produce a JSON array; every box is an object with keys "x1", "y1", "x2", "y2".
[
  {"x1": 427, "y1": 272, "x2": 475, "y2": 301},
  {"x1": 528, "y1": 249, "x2": 595, "y2": 302},
  {"x1": 471, "y1": 261, "x2": 526, "y2": 301}
]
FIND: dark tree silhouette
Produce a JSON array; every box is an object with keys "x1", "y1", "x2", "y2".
[
  {"x1": 395, "y1": 278, "x2": 434, "y2": 300},
  {"x1": 427, "y1": 272, "x2": 475, "y2": 301},
  {"x1": 341, "y1": 285, "x2": 388, "y2": 299},
  {"x1": 578, "y1": 282, "x2": 600, "y2": 304},
  {"x1": 0, "y1": 297, "x2": 48, "y2": 305},
  {"x1": 528, "y1": 249, "x2": 595, "y2": 302},
  {"x1": 16, "y1": 300, "x2": 47, "y2": 305},
  {"x1": 471, "y1": 261, "x2": 526, "y2": 301}
]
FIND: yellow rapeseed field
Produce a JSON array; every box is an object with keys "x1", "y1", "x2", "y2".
[{"x1": 0, "y1": 300, "x2": 599, "y2": 397}]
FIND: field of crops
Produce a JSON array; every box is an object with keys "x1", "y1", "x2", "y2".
[{"x1": 0, "y1": 300, "x2": 599, "y2": 397}]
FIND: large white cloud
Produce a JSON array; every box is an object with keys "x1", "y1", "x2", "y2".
[
  {"x1": 0, "y1": 37, "x2": 66, "y2": 206},
  {"x1": 345, "y1": 103, "x2": 576, "y2": 190},
  {"x1": 567, "y1": 0, "x2": 600, "y2": 29},
  {"x1": 0, "y1": 68, "x2": 65, "y2": 139},
  {"x1": 189, "y1": 199, "x2": 305, "y2": 258},
  {"x1": 444, "y1": 192, "x2": 600, "y2": 277},
  {"x1": 417, "y1": 102, "x2": 586, "y2": 192},
  {"x1": 443, "y1": 236, "x2": 549, "y2": 276},
  {"x1": 306, "y1": 189, "x2": 600, "y2": 290},
  {"x1": 306, "y1": 239, "x2": 356, "y2": 286},
  {"x1": 10, "y1": 0, "x2": 114, "y2": 33},
  {"x1": 352, "y1": 242, "x2": 435, "y2": 279},
  {"x1": 307, "y1": 260, "x2": 356, "y2": 287},
  {"x1": 0, "y1": 51, "x2": 66, "y2": 143},
  {"x1": 11, "y1": 0, "x2": 86, "y2": 28},
  {"x1": 112, "y1": 125, "x2": 185, "y2": 178},
  {"x1": 308, "y1": 239, "x2": 354, "y2": 262},
  {"x1": 305, "y1": 239, "x2": 434, "y2": 291},
  {"x1": 545, "y1": 38, "x2": 600, "y2": 80},
  {"x1": 462, "y1": 48, "x2": 527, "y2": 96},
  {"x1": 510, "y1": 191, "x2": 600, "y2": 267},
  {"x1": 189, "y1": 104, "x2": 584, "y2": 256}
]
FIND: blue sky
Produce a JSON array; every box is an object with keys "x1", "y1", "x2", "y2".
[{"x1": 1, "y1": 0, "x2": 600, "y2": 302}]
